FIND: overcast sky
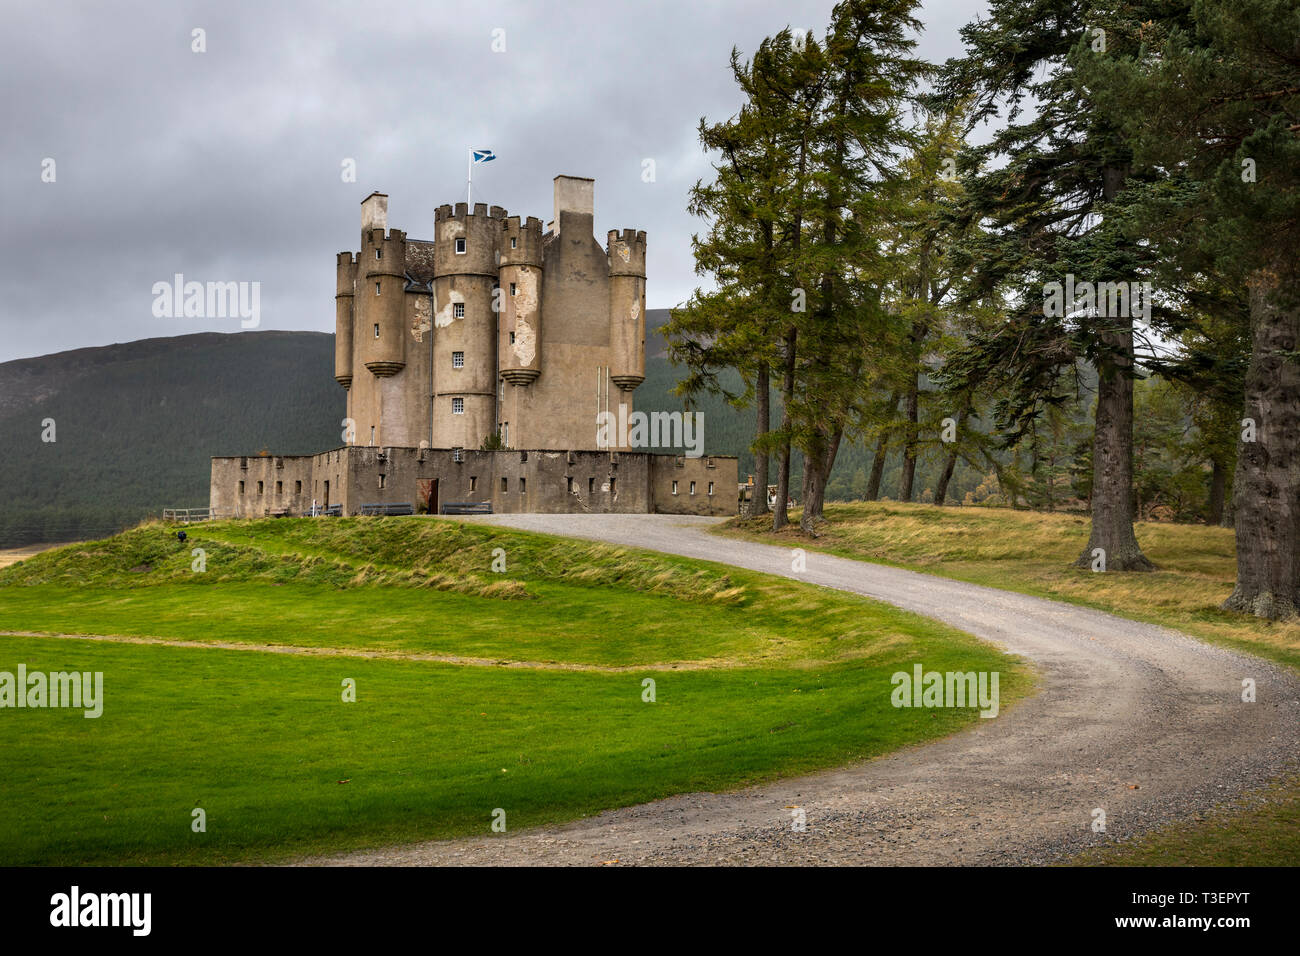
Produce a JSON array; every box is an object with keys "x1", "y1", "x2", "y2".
[{"x1": 0, "y1": 0, "x2": 985, "y2": 363}]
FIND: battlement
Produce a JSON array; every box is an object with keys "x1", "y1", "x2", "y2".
[
  {"x1": 607, "y1": 228, "x2": 647, "y2": 276},
  {"x1": 501, "y1": 215, "x2": 546, "y2": 266},
  {"x1": 434, "y1": 203, "x2": 509, "y2": 224}
]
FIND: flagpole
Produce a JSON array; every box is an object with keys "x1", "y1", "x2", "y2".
[{"x1": 467, "y1": 148, "x2": 472, "y2": 206}]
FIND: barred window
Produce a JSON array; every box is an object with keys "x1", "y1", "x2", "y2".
[
  {"x1": 453, "y1": 302, "x2": 465, "y2": 318},
  {"x1": 452, "y1": 397, "x2": 465, "y2": 414},
  {"x1": 452, "y1": 351, "x2": 465, "y2": 369}
]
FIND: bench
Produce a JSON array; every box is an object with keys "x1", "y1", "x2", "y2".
[
  {"x1": 319, "y1": 504, "x2": 342, "y2": 517},
  {"x1": 440, "y1": 501, "x2": 493, "y2": 515},
  {"x1": 359, "y1": 502, "x2": 415, "y2": 516}
]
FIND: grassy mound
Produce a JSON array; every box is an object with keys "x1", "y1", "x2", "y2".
[
  {"x1": 0, "y1": 517, "x2": 745, "y2": 606},
  {"x1": 0, "y1": 516, "x2": 1032, "y2": 865}
]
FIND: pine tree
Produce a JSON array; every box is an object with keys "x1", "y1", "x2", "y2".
[
  {"x1": 935, "y1": 0, "x2": 1165, "y2": 570},
  {"x1": 1079, "y1": 0, "x2": 1300, "y2": 616}
]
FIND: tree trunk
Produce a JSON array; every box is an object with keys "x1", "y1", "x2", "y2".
[
  {"x1": 1074, "y1": 314, "x2": 1154, "y2": 571},
  {"x1": 866, "y1": 392, "x2": 899, "y2": 501},
  {"x1": 773, "y1": 328, "x2": 797, "y2": 531},
  {"x1": 899, "y1": 377, "x2": 919, "y2": 502},
  {"x1": 934, "y1": 410, "x2": 964, "y2": 506},
  {"x1": 799, "y1": 426, "x2": 842, "y2": 531},
  {"x1": 1207, "y1": 456, "x2": 1227, "y2": 526},
  {"x1": 799, "y1": 431, "x2": 829, "y2": 534},
  {"x1": 1222, "y1": 266, "x2": 1300, "y2": 619},
  {"x1": 751, "y1": 362, "x2": 771, "y2": 516}
]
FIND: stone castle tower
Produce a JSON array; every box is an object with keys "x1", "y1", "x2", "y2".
[{"x1": 333, "y1": 175, "x2": 647, "y2": 451}]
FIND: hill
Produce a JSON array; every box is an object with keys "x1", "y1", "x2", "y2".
[{"x1": 0, "y1": 332, "x2": 344, "y2": 547}]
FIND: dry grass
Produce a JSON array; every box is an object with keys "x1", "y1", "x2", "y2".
[{"x1": 720, "y1": 501, "x2": 1300, "y2": 670}]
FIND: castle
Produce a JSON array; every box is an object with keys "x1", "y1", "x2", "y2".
[{"x1": 209, "y1": 175, "x2": 737, "y2": 518}]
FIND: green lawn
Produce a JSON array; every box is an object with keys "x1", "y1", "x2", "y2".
[{"x1": 0, "y1": 517, "x2": 1029, "y2": 865}]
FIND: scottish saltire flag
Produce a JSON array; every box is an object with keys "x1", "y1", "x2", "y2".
[{"x1": 472, "y1": 149, "x2": 496, "y2": 163}]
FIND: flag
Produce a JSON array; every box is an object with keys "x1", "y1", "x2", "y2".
[{"x1": 471, "y1": 149, "x2": 496, "y2": 164}]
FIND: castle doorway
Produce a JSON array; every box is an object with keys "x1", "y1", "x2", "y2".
[{"x1": 419, "y1": 478, "x2": 438, "y2": 515}]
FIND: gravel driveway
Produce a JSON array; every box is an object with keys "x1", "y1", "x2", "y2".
[{"x1": 304, "y1": 513, "x2": 1300, "y2": 866}]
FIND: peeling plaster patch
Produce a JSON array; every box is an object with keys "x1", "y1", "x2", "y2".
[
  {"x1": 544, "y1": 452, "x2": 561, "y2": 460},
  {"x1": 442, "y1": 220, "x2": 465, "y2": 240},
  {"x1": 435, "y1": 289, "x2": 464, "y2": 328},
  {"x1": 630, "y1": 298, "x2": 641, "y2": 322},
  {"x1": 410, "y1": 297, "x2": 432, "y2": 342},
  {"x1": 601, "y1": 481, "x2": 610, "y2": 493},
  {"x1": 511, "y1": 269, "x2": 540, "y2": 365},
  {"x1": 513, "y1": 318, "x2": 537, "y2": 365},
  {"x1": 616, "y1": 242, "x2": 631, "y2": 264}
]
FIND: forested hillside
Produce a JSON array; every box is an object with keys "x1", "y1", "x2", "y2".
[{"x1": 0, "y1": 332, "x2": 344, "y2": 547}]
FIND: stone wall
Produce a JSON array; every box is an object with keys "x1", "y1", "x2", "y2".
[{"x1": 211, "y1": 447, "x2": 737, "y2": 518}]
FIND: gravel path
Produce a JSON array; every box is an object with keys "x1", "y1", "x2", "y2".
[{"x1": 304, "y1": 513, "x2": 1300, "y2": 866}]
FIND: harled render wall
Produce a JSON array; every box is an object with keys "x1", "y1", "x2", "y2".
[{"x1": 211, "y1": 448, "x2": 737, "y2": 518}]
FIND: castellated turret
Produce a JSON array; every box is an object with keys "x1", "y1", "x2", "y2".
[
  {"x1": 607, "y1": 228, "x2": 647, "y2": 391},
  {"x1": 334, "y1": 251, "x2": 356, "y2": 390},
  {"x1": 431, "y1": 202, "x2": 500, "y2": 449},
  {"x1": 333, "y1": 176, "x2": 646, "y2": 452},
  {"x1": 498, "y1": 216, "x2": 545, "y2": 386}
]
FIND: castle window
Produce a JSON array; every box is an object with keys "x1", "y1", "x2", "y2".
[
  {"x1": 589, "y1": 477, "x2": 595, "y2": 495},
  {"x1": 452, "y1": 397, "x2": 465, "y2": 414},
  {"x1": 470, "y1": 476, "x2": 477, "y2": 491},
  {"x1": 257, "y1": 481, "x2": 264, "y2": 495},
  {"x1": 498, "y1": 379, "x2": 505, "y2": 401},
  {"x1": 276, "y1": 481, "x2": 283, "y2": 494},
  {"x1": 374, "y1": 323, "x2": 380, "y2": 338},
  {"x1": 566, "y1": 476, "x2": 574, "y2": 494},
  {"x1": 519, "y1": 477, "x2": 526, "y2": 494},
  {"x1": 295, "y1": 480, "x2": 302, "y2": 494},
  {"x1": 375, "y1": 249, "x2": 381, "y2": 259},
  {"x1": 510, "y1": 237, "x2": 517, "y2": 249},
  {"x1": 501, "y1": 477, "x2": 508, "y2": 492},
  {"x1": 454, "y1": 238, "x2": 466, "y2": 254},
  {"x1": 238, "y1": 480, "x2": 245, "y2": 494},
  {"x1": 690, "y1": 481, "x2": 697, "y2": 495},
  {"x1": 610, "y1": 477, "x2": 617, "y2": 496},
  {"x1": 370, "y1": 426, "x2": 375, "y2": 445},
  {"x1": 510, "y1": 283, "x2": 517, "y2": 296},
  {"x1": 379, "y1": 474, "x2": 386, "y2": 489},
  {"x1": 454, "y1": 302, "x2": 465, "y2": 318},
  {"x1": 509, "y1": 331, "x2": 516, "y2": 345},
  {"x1": 672, "y1": 480, "x2": 679, "y2": 495},
  {"x1": 452, "y1": 447, "x2": 464, "y2": 462},
  {"x1": 452, "y1": 351, "x2": 464, "y2": 369},
  {"x1": 375, "y1": 282, "x2": 381, "y2": 295}
]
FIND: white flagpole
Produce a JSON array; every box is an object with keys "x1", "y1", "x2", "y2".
[{"x1": 467, "y1": 149, "x2": 472, "y2": 206}]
